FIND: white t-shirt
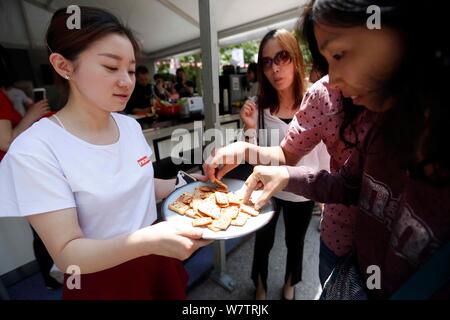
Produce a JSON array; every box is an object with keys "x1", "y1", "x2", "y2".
[
  {"x1": 0, "y1": 113, "x2": 157, "y2": 240},
  {"x1": 6, "y1": 87, "x2": 29, "y2": 116},
  {"x1": 258, "y1": 108, "x2": 330, "y2": 202}
]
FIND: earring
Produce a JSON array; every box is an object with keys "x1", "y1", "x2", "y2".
[{"x1": 65, "y1": 75, "x2": 70, "y2": 80}]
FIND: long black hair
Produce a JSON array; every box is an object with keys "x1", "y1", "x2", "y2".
[
  {"x1": 310, "y1": 0, "x2": 450, "y2": 184},
  {"x1": 299, "y1": 2, "x2": 362, "y2": 149},
  {"x1": 0, "y1": 45, "x2": 14, "y2": 88}
]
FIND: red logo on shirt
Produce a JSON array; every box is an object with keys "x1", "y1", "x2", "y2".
[{"x1": 137, "y1": 156, "x2": 150, "y2": 167}]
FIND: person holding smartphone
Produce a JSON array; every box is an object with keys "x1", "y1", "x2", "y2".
[{"x1": 0, "y1": 77, "x2": 50, "y2": 161}]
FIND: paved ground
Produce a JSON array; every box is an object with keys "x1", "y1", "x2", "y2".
[{"x1": 187, "y1": 215, "x2": 323, "y2": 300}]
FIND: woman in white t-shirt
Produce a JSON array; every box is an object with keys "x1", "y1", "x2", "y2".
[
  {"x1": 238, "y1": 30, "x2": 330, "y2": 300},
  {"x1": 0, "y1": 7, "x2": 210, "y2": 300}
]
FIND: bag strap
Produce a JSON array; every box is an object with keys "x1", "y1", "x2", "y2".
[
  {"x1": 256, "y1": 103, "x2": 264, "y2": 145},
  {"x1": 390, "y1": 241, "x2": 450, "y2": 300}
]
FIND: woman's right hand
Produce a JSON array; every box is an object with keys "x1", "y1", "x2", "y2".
[
  {"x1": 242, "y1": 165, "x2": 290, "y2": 210},
  {"x1": 240, "y1": 99, "x2": 258, "y2": 130},
  {"x1": 203, "y1": 141, "x2": 248, "y2": 181},
  {"x1": 146, "y1": 221, "x2": 212, "y2": 261},
  {"x1": 24, "y1": 100, "x2": 51, "y2": 123}
]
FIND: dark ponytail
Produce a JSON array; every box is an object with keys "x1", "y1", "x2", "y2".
[{"x1": 46, "y1": 6, "x2": 140, "y2": 100}]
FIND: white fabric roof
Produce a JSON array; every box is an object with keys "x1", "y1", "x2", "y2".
[{"x1": 0, "y1": 0, "x2": 307, "y2": 58}]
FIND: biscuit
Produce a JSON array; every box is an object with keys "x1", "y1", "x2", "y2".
[
  {"x1": 239, "y1": 203, "x2": 260, "y2": 216},
  {"x1": 197, "y1": 201, "x2": 221, "y2": 219},
  {"x1": 177, "y1": 192, "x2": 193, "y2": 205},
  {"x1": 192, "y1": 217, "x2": 213, "y2": 227},
  {"x1": 207, "y1": 224, "x2": 222, "y2": 232},
  {"x1": 215, "y1": 191, "x2": 229, "y2": 206},
  {"x1": 213, "y1": 179, "x2": 228, "y2": 192},
  {"x1": 231, "y1": 212, "x2": 251, "y2": 226},
  {"x1": 227, "y1": 192, "x2": 242, "y2": 205},
  {"x1": 169, "y1": 201, "x2": 191, "y2": 215},
  {"x1": 199, "y1": 186, "x2": 215, "y2": 192},
  {"x1": 211, "y1": 214, "x2": 232, "y2": 230},
  {"x1": 184, "y1": 208, "x2": 197, "y2": 218},
  {"x1": 221, "y1": 206, "x2": 239, "y2": 219}
]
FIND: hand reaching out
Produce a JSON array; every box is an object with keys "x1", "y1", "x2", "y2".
[
  {"x1": 242, "y1": 165, "x2": 290, "y2": 210},
  {"x1": 203, "y1": 141, "x2": 248, "y2": 182}
]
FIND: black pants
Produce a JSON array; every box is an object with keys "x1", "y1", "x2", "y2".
[
  {"x1": 31, "y1": 227, "x2": 55, "y2": 286},
  {"x1": 251, "y1": 198, "x2": 314, "y2": 290}
]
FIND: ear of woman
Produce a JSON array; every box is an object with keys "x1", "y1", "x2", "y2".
[{"x1": 49, "y1": 53, "x2": 73, "y2": 81}]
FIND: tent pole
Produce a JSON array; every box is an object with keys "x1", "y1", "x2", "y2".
[
  {"x1": 198, "y1": 0, "x2": 235, "y2": 292},
  {"x1": 199, "y1": 0, "x2": 220, "y2": 132},
  {"x1": 18, "y1": 0, "x2": 34, "y2": 49}
]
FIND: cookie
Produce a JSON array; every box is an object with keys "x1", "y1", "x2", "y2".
[
  {"x1": 177, "y1": 192, "x2": 193, "y2": 205},
  {"x1": 213, "y1": 179, "x2": 228, "y2": 192},
  {"x1": 239, "y1": 203, "x2": 260, "y2": 217},
  {"x1": 169, "y1": 201, "x2": 190, "y2": 215},
  {"x1": 215, "y1": 191, "x2": 229, "y2": 207},
  {"x1": 197, "y1": 201, "x2": 221, "y2": 219},
  {"x1": 192, "y1": 217, "x2": 213, "y2": 227},
  {"x1": 231, "y1": 213, "x2": 250, "y2": 226},
  {"x1": 184, "y1": 208, "x2": 197, "y2": 218},
  {"x1": 227, "y1": 192, "x2": 243, "y2": 205},
  {"x1": 211, "y1": 214, "x2": 232, "y2": 230},
  {"x1": 221, "y1": 206, "x2": 239, "y2": 219}
]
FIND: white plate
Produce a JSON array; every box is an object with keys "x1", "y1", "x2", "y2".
[{"x1": 161, "y1": 178, "x2": 276, "y2": 240}]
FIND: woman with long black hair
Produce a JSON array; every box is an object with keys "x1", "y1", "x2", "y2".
[{"x1": 239, "y1": 0, "x2": 449, "y2": 299}]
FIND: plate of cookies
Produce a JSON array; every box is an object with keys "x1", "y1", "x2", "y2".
[{"x1": 161, "y1": 178, "x2": 276, "y2": 240}]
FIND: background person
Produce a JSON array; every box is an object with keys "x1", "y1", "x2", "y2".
[
  {"x1": 236, "y1": 29, "x2": 329, "y2": 300},
  {"x1": 124, "y1": 65, "x2": 153, "y2": 114}
]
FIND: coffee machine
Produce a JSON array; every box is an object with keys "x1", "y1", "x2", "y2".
[{"x1": 219, "y1": 66, "x2": 247, "y2": 115}]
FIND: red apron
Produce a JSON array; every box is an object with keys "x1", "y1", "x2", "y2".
[{"x1": 62, "y1": 254, "x2": 187, "y2": 300}]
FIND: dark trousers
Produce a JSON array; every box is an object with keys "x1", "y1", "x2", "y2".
[
  {"x1": 251, "y1": 198, "x2": 314, "y2": 290},
  {"x1": 31, "y1": 227, "x2": 54, "y2": 285}
]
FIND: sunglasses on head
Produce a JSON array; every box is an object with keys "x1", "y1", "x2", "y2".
[{"x1": 261, "y1": 50, "x2": 292, "y2": 70}]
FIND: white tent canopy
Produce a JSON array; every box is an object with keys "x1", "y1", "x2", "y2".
[{"x1": 1, "y1": 0, "x2": 307, "y2": 59}]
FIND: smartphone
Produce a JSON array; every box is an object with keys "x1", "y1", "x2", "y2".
[
  {"x1": 174, "y1": 170, "x2": 198, "y2": 190},
  {"x1": 33, "y1": 88, "x2": 46, "y2": 102}
]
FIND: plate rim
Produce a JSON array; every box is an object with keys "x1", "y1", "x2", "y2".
[{"x1": 160, "y1": 178, "x2": 276, "y2": 240}]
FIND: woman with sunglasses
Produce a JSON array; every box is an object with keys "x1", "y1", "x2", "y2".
[{"x1": 238, "y1": 29, "x2": 330, "y2": 300}]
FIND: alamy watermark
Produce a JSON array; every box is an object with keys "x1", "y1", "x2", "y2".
[
  {"x1": 366, "y1": 264, "x2": 381, "y2": 290},
  {"x1": 66, "y1": 5, "x2": 81, "y2": 30},
  {"x1": 367, "y1": 5, "x2": 381, "y2": 30},
  {"x1": 65, "y1": 265, "x2": 81, "y2": 290},
  {"x1": 168, "y1": 121, "x2": 282, "y2": 166}
]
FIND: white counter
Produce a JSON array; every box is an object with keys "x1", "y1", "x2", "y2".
[{"x1": 142, "y1": 114, "x2": 242, "y2": 162}]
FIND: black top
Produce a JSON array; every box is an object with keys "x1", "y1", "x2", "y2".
[
  {"x1": 125, "y1": 83, "x2": 153, "y2": 114},
  {"x1": 175, "y1": 81, "x2": 194, "y2": 98},
  {"x1": 278, "y1": 117, "x2": 292, "y2": 125}
]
